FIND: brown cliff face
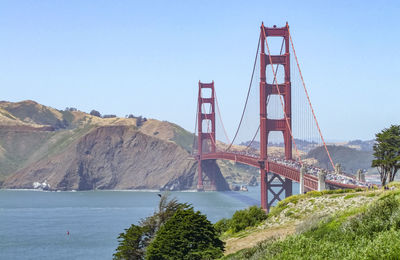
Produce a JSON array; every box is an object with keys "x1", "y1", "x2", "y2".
[
  {"x1": 2, "y1": 125, "x2": 229, "y2": 191},
  {"x1": 0, "y1": 100, "x2": 231, "y2": 191}
]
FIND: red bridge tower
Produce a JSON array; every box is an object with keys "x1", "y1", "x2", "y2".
[
  {"x1": 197, "y1": 81, "x2": 216, "y2": 191},
  {"x1": 260, "y1": 23, "x2": 293, "y2": 210}
]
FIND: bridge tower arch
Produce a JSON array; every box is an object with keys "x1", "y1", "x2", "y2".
[
  {"x1": 197, "y1": 81, "x2": 216, "y2": 191},
  {"x1": 260, "y1": 23, "x2": 293, "y2": 210}
]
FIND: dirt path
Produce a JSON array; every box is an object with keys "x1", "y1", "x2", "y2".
[{"x1": 223, "y1": 225, "x2": 296, "y2": 255}]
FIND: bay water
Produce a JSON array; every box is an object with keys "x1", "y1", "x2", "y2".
[{"x1": 0, "y1": 184, "x2": 298, "y2": 259}]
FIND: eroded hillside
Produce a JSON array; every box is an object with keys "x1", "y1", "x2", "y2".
[{"x1": 0, "y1": 100, "x2": 230, "y2": 190}]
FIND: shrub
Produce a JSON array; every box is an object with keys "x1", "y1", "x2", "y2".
[
  {"x1": 103, "y1": 114, "x2": 117, "y2": 118},
  {"x1": 90, "y1": 109, "x2": 101, "y2": 117},
  {"x1": 214, "y1": 218, "x2": 230, "y2": 235},
  {"x1": 229, "y1": 206, "x2": 267, "y2": 233}
]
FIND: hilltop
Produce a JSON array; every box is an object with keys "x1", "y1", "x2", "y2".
[{"x1": 0, "y1": 100, "x2": 231, "y2": 191}]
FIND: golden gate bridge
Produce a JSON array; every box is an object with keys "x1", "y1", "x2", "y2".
[{"x1": 192, "y1": 23, "x2": 368, "y2": 211}]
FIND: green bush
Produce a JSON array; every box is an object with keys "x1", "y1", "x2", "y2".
[
  {"x1": 229, "y1": 206, "x2": 267, "y2": 233},
  {"x1": 214, "y1": 218, "x2": 230, "y2": 235}
]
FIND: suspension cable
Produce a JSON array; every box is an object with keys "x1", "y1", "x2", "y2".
[
  {"x1": 246, "y1": 37, "x2": 285, "y2": 153},
  {"x1": 226, "y1": 34, "x2": 261, "y2": 152},
  {"x1": 287, "y1": 27, "x2": 335, "y2": 170},
  {"x1": 191, "y1": 97, "x2": 199, "y2": 155},
  {"x1": 262, "y1": 26, "x2": 303, "y2": 164},
  {"x1": 246, "y1": 125, "x2": 260, "y2": 150},
  {"x1": 215, "y1": 90, "x2": 231, "y2": 144}
]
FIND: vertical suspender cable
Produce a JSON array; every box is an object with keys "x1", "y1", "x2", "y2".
[
  {"x1": 287, "y1": 27, "x2": 335, "y2": 170},
  {"x1": 215, "y1": 90, "x2": 231, "y2": 145},
  {"x1": 192, "y1": 98, "x2": 199, "y2": 155}
]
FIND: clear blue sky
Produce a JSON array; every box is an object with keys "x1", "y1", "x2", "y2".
[{"x1": 0, "y1": 0, "x2": 399, "y2": 141}]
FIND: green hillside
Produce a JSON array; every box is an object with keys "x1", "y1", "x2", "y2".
[{"x1": 222, "y1": 185, "x2": 400, "y2": 259}]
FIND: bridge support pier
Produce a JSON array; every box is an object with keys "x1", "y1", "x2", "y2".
[
  {"x1": 318, "y1": 170, "x2": 326, "y2": 191},
  {"x1": 299, "y1": 166, "x2": 306, "y2": 194},
  {"x1": 263, "y1": 173, "x2": 293, "y2": 212}
]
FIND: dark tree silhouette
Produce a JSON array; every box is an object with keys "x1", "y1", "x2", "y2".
[
  {"x1": 90, "y1": 110, "x2": 101, "y2": 117},
  {"x1": 372, "y1": 125, "x2": 400, "y2": 186}
]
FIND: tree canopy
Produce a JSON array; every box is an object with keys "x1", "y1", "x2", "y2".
[
  {"x1": 114, "y1": 193, "x2": 223, "y2": 260},
  {"x1": 372, "y1": 125, "x2": 400, "y2": 186},
  {"x1": 145, "y1": 207, "x2": 224, "y2": 260},
  {"x1": 113, "y1": 193, "x2": 185, "y2": 260}
]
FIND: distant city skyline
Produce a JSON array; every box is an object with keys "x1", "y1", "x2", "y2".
[{"x1": 1, "y1": 0, "x2": 399, "y2": 141}]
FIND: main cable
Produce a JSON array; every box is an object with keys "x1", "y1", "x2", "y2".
[{"x1": 226, "y1": 34, "x2": 261, "y2": 152}]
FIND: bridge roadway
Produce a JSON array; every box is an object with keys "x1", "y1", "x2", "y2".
[{"x1": 200, "y1": 152, "x2": 360, "y2": 191}]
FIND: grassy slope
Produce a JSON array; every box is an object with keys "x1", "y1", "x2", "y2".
[{"x1": 221, "y1": 187, "x2": 400, "y2": 258}]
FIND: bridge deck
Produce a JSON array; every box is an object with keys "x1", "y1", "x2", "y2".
[{"x1": 200, "y1": 152, "x2": 360, "y2": 191}]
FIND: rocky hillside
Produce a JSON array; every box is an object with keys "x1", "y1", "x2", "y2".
[{"x1": 0, "y1": 100, "x2": 230, "y2": 191}]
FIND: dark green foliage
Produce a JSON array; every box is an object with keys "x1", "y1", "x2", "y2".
[
  {"x1": 372, "y1": 125, "x2": 400, "y2": 186},
  {"x1": 224, "y1": 194, "x2": 400, "y2": 259},
  {"x1": 230, "y1": 206, "x2": 267, "y2": 233},
  {"x1": 60, "y1": 110, "x2": 74, "y2": 126},
  {"x1": 103, "y1": 114, "x2": 117, "y2": 118},
  {"x1": 90, "y1": 109, "x2": 101, "y2": 117},
  {"x1": 113, "y1": 193, "x2": 187, "y2": 260},
  {"x1": 135, "y1": 116, "x2": 146, "y2": 127},
  {"x1": 306, "y1": 145, "x2": 373, "y2": 173},
  {"x1": 145, "y1": 207, "x2": 224, "y2": 260},
  {"x1": 114, "y1": 225, "x2": 149, "y2": 260},
  {"x1": 214, "y1": 218, "x2": 230, "y2": 235},
  {"x1": 214, "y1": 206, "x2": 267, "y2": 235}
]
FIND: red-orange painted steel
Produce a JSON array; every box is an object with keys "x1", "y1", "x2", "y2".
[
  {"x1": 259, "y1": 23, "x2": 292, "y2": 210},
  {"x1": 197, "y1": 81, "x2": 216, "y2": 191}
]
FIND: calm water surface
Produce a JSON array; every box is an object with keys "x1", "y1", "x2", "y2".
[{"x1": 0, "y1": 184, "x2": 298, "y2": 259}]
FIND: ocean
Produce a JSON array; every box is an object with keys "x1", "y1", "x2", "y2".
[{"x1": 0, "y1": 184, "x2": 298, "y2": 259}]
